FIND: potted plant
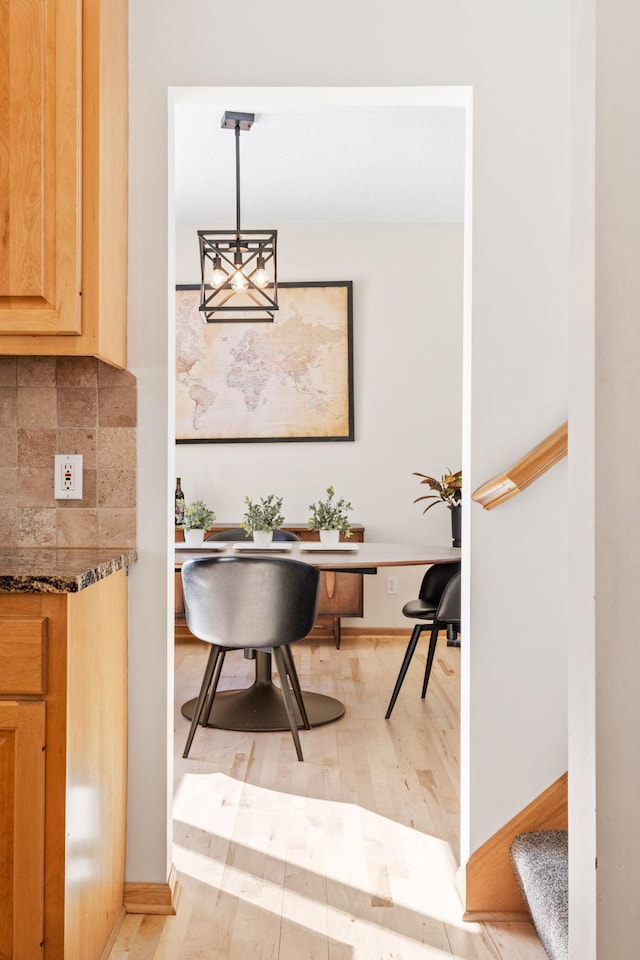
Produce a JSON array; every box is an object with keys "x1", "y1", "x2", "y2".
[
  {"x1": 241, "y1": 494, "x2": 285, "y2": 546},
  {"x1": 181, "y1": 498, "x2": 216, "y2": 546},
  {"x1": 413, "y1": 469, "x2": 462, "y2": 547},
  {"x1": 307, "y1": 485, "x2": 353, "y2": 545}
]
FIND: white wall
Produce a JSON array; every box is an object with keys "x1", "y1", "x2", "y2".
[
  {"x1": 175, "y1": 221, "x2": 464, "y2": 627},
  {"x1": 571, "y1": 1, "x2": 640, "y2": 954},
  {"x1": 568, "y1": 0, "x2": 597, "y2": 954},
  {"x1": 569, "y1": 4, "x2": 640, "y2": 952},
  {"x1": 128, "y1": 1, "x2": 570, "y2": 884}
]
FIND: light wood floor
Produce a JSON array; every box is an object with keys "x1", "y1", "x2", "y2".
[{"x1": 109, "y1": 633, "x2": 547, "y2": 959}]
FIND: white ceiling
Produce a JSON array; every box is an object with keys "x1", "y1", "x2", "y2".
[{"x1": 173, "y1": 103, "x2": 465, "y2": 227}]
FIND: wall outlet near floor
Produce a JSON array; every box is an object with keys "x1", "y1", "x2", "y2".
[
  {"x1": 54, "y1": 454, "x2": 83, "y2": 500},
  {"x1": 386, "y1": 576, "x2": 399, "y2": 595}
]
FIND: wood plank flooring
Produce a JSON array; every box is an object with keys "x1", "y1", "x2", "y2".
[{"x1": 108, "y1": 633, "x2": 547, "y2": 960}]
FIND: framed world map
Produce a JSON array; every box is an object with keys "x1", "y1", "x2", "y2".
[{"x1": 175, "y1": 281, "x2": 354, "y2": 443}]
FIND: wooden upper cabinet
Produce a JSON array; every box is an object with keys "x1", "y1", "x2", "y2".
[
  {"x1": 0, "y1": 0, "x2": 128, "y2": 367},
  {"x1": 0, "y1": 0, "x2": 82, "y2": 335}
]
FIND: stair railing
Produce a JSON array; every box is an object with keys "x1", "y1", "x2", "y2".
[{"x1": 471, "y1": 421, "x2": 568, "y2": 511}]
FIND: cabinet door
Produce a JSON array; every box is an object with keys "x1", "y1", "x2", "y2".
[
  {"x1": 0, "y1": 701, "x2": 45, "y2": 959},
  {"x1": 296, "y1": 527, "x2": 365, "y2": 618},
  {"x1": 0, "y1": 0, "x2": 82, "y2": 335}
]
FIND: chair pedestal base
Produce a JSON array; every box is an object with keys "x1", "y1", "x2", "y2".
[{"x1": 181, "y1": 682, "x2": 345, "y2": 732}]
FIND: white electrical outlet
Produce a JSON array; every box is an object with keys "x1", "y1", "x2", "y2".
[
  {"x1": 387, "y1": 576, "x2": 399, "y2": 595},
  {"x1": 54, "y1": 454, "x2": 83, "y2": 500}
]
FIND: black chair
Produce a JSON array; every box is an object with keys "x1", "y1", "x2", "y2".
[
  {"x1": 385, "y1": 563, "x2": 461, "y2": 719},
  {"x1": 205, "y1": 527, "x2": 301, "y2": 542},
  {"x1": 181, "y1": 555, "x2": 319, "y2": 760}
]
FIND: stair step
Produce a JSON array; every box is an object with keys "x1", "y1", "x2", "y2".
[{"x1": 510, "y1": 830, "x2": 568, "y2": 960}]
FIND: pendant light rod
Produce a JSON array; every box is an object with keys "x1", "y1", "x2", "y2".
[
  {"x1": 220, "y1": 111, "x2": 255, "y2": 236},
  {"x1": 235, "y1": 121, "x2": 241, "y2": 233}
]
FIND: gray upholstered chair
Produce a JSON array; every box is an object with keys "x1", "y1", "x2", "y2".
[
  {"x1": 181, "y1": 555, "x2": 319, "y2": 760},
  {"x1": 385, "y1": 563, "x2": 461, "y2": 718}
]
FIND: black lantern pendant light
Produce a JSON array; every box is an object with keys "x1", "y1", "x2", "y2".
[{"x1": 198, "y1": 111, "x2": 278, "y2": 322}]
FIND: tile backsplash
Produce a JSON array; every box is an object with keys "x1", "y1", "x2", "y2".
[{"x1": 0, "y1": 357, "x2": 136, "y2": 548}]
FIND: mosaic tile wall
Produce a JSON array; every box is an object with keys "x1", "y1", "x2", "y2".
[{"x1": 0, "y1": 356, "x2": 137, "y2": 548}]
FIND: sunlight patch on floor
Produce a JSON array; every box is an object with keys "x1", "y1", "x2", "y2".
[
  {"x1": 174, "y1": 843, "x2": 455, "y2": 960},
  {"x1": 173, "y1": 771, "x2": 485, "y2": 958}
]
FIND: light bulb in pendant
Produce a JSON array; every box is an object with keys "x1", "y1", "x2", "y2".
[
  {"x1": 211, "y1": 256, "x2": 226, "y2": 287},
  {"x1": 231, "y1": 270, "x2": 248, "y2": 292},
  {"x1": 253, "y1": 256, "x2": 269, "y2": 288}
]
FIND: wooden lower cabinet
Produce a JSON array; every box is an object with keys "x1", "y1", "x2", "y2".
[
  {"x1": 175, "y1": 523, "x2": 365, "y2": 647},
  {"x1": 293, "y1": 525, "x2": 364, "y2": 648},
  {"x1": 0, "y1": 570, "x2": 128, "y2": 959},
  {"x1": 0, "y1": 701, "x2": 45, "y2": 960}
]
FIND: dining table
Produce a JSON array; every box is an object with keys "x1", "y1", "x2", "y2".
[{"x1": 176, "y1": 541, "x2": 461, "y2": 733}]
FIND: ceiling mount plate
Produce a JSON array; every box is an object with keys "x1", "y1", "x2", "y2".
[{"x1": 221, "y1": 110, "x2": 255, "y2": 131}]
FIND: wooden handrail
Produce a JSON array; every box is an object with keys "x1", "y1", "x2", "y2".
[{"x1": 471, "y1": 421, "x2": 568, "y2": 511}]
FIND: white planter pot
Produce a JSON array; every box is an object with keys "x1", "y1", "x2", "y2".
[
  {"x1": 252, "y1": 530, "x2": 273, "y2": 547},
  {"x1": 184, "y1": 528, "x2": 205, "y2": 546},
  {"x1": 319, "y1": 529, "x2": 340, "y2": 546}
]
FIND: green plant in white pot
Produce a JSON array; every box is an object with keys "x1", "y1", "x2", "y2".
[
  {"x1": 241, "y1": 494, "x2": 285, "y2": 546},
  {"x1": 307, "y1": 485, "x2": 353, "y2": 545},
  {"x1": 181, "y1": 499, "x2": 216, "y2": 546}
]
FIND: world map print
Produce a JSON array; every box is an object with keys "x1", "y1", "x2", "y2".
[{"x1": 175, "y1": 283, "x2": 354, "y2": 442}]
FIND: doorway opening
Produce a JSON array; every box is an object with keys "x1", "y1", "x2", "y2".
[{"x1": 167, "y1": 85, "x2": 476, "y2": 957}]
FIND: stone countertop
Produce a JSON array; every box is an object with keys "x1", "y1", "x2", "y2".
[{"x1": 0, "y1": 548, "x2": 138, "y2": 594}]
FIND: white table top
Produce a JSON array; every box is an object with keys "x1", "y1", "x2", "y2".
[{"x1": 175, "y1": 541, "x2": 460, "y2": 570}]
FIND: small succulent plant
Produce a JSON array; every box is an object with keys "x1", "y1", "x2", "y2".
[
  {"x1": 241, "y1": 494, "x2": 285, "y2": 533},
  {"x1": 307, "y1": 485, "x2": 353, "y2": 537},
  {"x1": 182, "y1": 499, "x2": 216, "y2": 530}
]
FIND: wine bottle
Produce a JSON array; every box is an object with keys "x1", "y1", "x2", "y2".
[{"x1": 175, "y1": 478, "x2": 185, "y2": 525}]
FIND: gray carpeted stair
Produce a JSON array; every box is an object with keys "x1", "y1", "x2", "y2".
[{"x1": 510, "y1": 830, "x2": 568, "y2": 960}]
